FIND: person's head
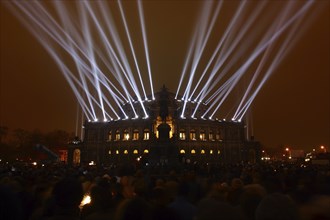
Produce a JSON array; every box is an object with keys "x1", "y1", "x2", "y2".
[
  {"x1": 256, "y1": 193, "x2": 299, "y2": 220},
  {"x1": 52, "y1": 177, "x2": 83, "y2": 208}
]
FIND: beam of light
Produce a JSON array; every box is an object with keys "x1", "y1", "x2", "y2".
[
  {"x1": 175, "y1": 28, "x2": 198, "y2": 100},
  {"x1": 137, "y1": 0, "x2": 154, "y2": 100},
  {"x1": 232, "y1": 1, "x2": 296, "y2": 121},
  {"x1": 203, "y1": 0, "x2": 314, "y2": 119},
  {"x1": 55, "y1": 2, "x2": 128, "y2": 119},
  {"x1": 193, "y1": 0, "x2": 266, "y2": 104},
  {"x1": 86, "y1": 1, "x2": 140, "y2": 118},
  {"x1": 117, "y1": 0, "x2": 149, "y2": 118},
  {"x1": 9, "y1": 1, "x2": 132, "y2": 120},
  {"x1": 96, "y1": 1, "x2": 148, "y2": 118},
  {"x1": 177, "y1": 0, "x2": 214, "y2": 102},
  {"x1": 118, "y1": 0, "x2": 147, "y2": 100},
  {"x1": 234, "y1": 5, "x2": 310, "y2": 121},
  {"x1": 188, "y1": 0, "x2": 248, "y2": 102},
  {"x1": 180, "y1": 0, "x2": 220, "y2": 117},
  {"x1": 5, "y1": 0, "x2": 320, "y2": 124},
  {"x1": 181, "y1": 0, "x2": 216, "y2": 100},
  {"x1": 53, "y1": 1, "x2": 98, "y2": 120},
  {"x1": 4, "y1": 2, "x2": 96, "y2": 121}
]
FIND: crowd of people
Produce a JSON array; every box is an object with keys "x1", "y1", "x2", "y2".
[{"x1": 0, "y1": 161, "x2": 329, "y2": 220}]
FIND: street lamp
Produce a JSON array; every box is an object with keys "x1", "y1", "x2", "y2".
[
  {"x1": 320, "y1": 146, "x2": 326, "y2": 153},
  {"x1": 285, "y1": 147, "x2": 291, "y2": 159}
]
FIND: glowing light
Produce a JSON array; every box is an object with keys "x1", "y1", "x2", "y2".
[
  {"x1": 4, "y1": 1, "x2": 319, "y2": 124},
  {"x1": 80, "y1": 195, "x2": 91, "y2": 207}
]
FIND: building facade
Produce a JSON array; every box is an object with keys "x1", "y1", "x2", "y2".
[{"x1": 68, "y1": 86, "x2": 260, "y2": 166}]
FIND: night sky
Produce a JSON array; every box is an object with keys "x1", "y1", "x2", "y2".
[{"x1": 0, "y1": 1, "x2": 329, "y2": 151}]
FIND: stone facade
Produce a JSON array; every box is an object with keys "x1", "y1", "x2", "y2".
[{"x1": 68, "y1": 86, "x2": 260, "y2": 166}]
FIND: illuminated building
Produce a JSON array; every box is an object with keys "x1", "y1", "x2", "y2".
[{"x1": 68, "y1": 86, "x2": 260, "y2": 166}]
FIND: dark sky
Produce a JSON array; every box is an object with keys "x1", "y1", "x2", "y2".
[{"x1": 0, "y1": 1, "x2": 329, "y2": 151}]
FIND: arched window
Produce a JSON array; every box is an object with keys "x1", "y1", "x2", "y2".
[
  {"x1": 133, "y1": 129, "x2": 139, "y2": 140},
  {"x1": 108, "y1": 150, "x2": 111, "y2": 155},
  {"x1": 133, "y1": 149, "x2": 138, "y2": 154},
  {"x1": 115, "y1": 130, "x2": 120, "y2": 141},
  {"x1": 108, "y1": 131, "x2": 112, "y2": 141},
  {"x1": 123, "y1": 129, "x2": 129, "y2": 141},
  {"x1": 210, "y1": 150, "x2": 214, "y2": 154},
  {"x1": 116, "y1": 150, "x2": 119, "y2": 155},
  {"x1": 143, "y1": 149, "x2": 149, "y2": 154},
  {"x1": 200, "y1": 130, "x2": 206, "y2": 141},
  {"x1": 124, "y1": 150, "x2": 128, "y2": 154},
  {"x1": 201, "y1": 149, "x2": 205, "y2": 154},
  {"x1": 191, "y1": 149, "x2": 196, "y2": 154},
  {"x1": 209, "y1": 131, "x2": 214, "y2": 141},
  {"x1": 143, "y1": 129, "x2": 150, "y2": 140},
  {"x1": 190, "y1": 129, "x2": 196, "y2": 140},
  {"x1": 179, "y1": 129, "x2": 186, "y2": 140},
  {"x1": 217, "y1": 150, "x2": 221, "y2": 154},
  {"x1": 180, "y1": 149, "x2": 185, "y2": 154},
  {"x1": 216, "y1": 130, "x2": 221, "y2": 140}
]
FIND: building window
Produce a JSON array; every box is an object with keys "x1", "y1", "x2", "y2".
[
  {"x1": 108, "y1": 150, "x2": 111, "y2": 155},
  {"x1": 133, "y1": 129, "x2": 139, "y2": 140},
  {"x1": 200, "y1": 130, "x2": 206, "y2": 141},
  {"x1": 179, "y1": 129, "x2": 186, "y2": 140},
  {"x1": 191, "y1": 149, "x2": 196, "y2": 154},
  {"x1": 209, "y1": 131, "x2": 214, "y2": 141},
  {"x1": 124, "y1": 150, "x2": 128, "y2": 154},
  {"x1": 201, "y1": 149, "x2": 205, "y2": 154},
  {"x1": 108, "y1": 131, "x2": 112, "y2": 141},
  {"x1": 217, "y1": 150, "x2": 221, "y2": 154},
  {"x1": 180, "y1": 149, "x2": 185, "y2": 154},
  {"x1": 116, "y1": 150, "x2": 119, "y2": 154},
  {"x1": 73, "y1": 149, "x2": 81, "y2": 165},
  {"x1": 216, "y1": 131, "x2": 221, "y2": 140},
  {"x1": 123, "y1": 129, "x2": 129, "y2": 141},
  {"x1": 210, "y1": 150, "x2": 213, "y2": 154},
  {"x1": 190, "y1": 129, "x2": 196, "y2": 140},
  {"x1": 115, "y1": 130, "x2": 120, "y2": 141},
  {"x1": 133, "y1": 149, "x2": 138, "y2": 154},
  {"x1": 144, "y1": 129, "x2": 150, "y2": 140},
  {"x1": 144, "y1": 149, "x2": 149, "y2": 154}
]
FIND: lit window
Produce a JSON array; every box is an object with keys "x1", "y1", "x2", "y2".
[
  {"x1": 123, "y1": 129, "x2": 129, "y2": 141},
  {"x1": 108, "y1": 150, "x2": 111, "y2": 155},
  {"x1": 200, "y1": 130, "x2": 206, "y2": 141},
  {"x1": 108, "y1": 131, "x2": 112, "y2": 141},
  {"x1": 124, "y1": 150, "x2": 128, "y2": 154},
  {"x1": 216, "y1": 132, "x2": 220, "y2": 140},
  {"x1": 209, "y1": 132, "x2": 214, "y2": 141},
  {"x1": 191, "y1": 149, "x2": 196, "y2": 154},
  {"x1": 115, "y1": 130, "x2": 120, "y2": 141},
  {"x1": 201, "y1": 149, "x2": 205, "y2": 154},
  {"x1": 180, "y1": 149, "x2": 185, "y2": 154},
  {"x1": 144, "y1": 149, "x2": 149, "y2": 154},
  {"x1": 116, "y1": 150, "x2": 119, "y2": 154},
  {"x1": 133, "y1": 129, "x2": 139, "y2": 140},
  {"x1": 133, "y1": 149, "x2": 138, "y2": 154},
  {"x1": 144, "y1": 129, "x2": 150, "y2": 140},
  {"x1": 190, "y1": 129, "x2": 196, "y2": 140},
  {"x1": 179, "y1": 129, "x2": 186, "y2": 140},
  {"x1": 217, "y1": 150, "x2": 220, "y2": 154},
  {"x1": 210, "y1": 150, "x2": 213, "y2": 154}
]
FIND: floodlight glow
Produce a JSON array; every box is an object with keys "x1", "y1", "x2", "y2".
[
  {"x1": 138, "y1": 0, "x2": 155, "y2": 100},
  {"x1": 5, "y1": 0, "x2": 319, "y2": 125}
]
